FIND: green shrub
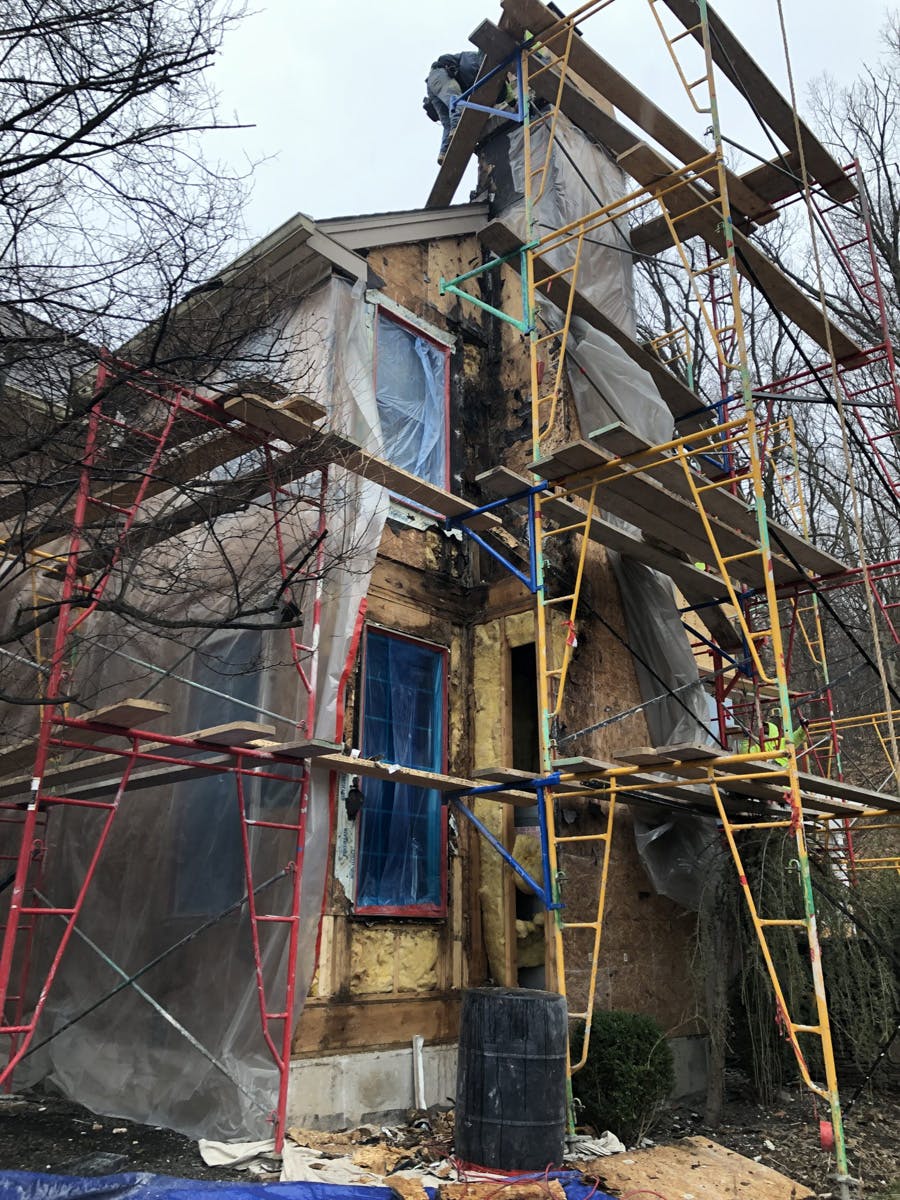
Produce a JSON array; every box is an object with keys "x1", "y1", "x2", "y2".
[{"x1": 571, "y1": 1009, "x2": 675, "y2": 1145}]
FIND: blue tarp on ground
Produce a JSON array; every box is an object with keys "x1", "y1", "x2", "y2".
[{"x1": 0, "y1": 1173, "x2": 615, "y2": 1200}]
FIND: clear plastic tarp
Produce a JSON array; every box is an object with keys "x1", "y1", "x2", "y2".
[
  {"x1": 567, "y1": 329, "x2": 674, "y2": 447},
  {"x1": 498, "y1": 114, "x2": 635, "y2": 336},
  {"x1": 608, "y1": 555, "x2": 719, "y2": 913},
  {"x1": 374, "y1": 313, "x2": 448, "y2": 487},
  {"x1": 2, "y1": 276, "x2": 390, "y2": 1139}
]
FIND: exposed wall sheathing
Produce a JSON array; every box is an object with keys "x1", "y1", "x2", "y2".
[{"x1": 296, "y1": 221, "x2": 701, "y2": 1066}]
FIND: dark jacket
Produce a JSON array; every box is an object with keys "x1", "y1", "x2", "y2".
[{"x1": 432, "y1": 51, "x2": 484, "y2": 92}]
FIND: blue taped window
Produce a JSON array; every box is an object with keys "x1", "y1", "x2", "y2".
[
  {"x1": 356, "y1": 629, "x2": 446, "y2": 915},
  {"x1": 375, "y1": 312, "x2": 449, "y2": 489}
]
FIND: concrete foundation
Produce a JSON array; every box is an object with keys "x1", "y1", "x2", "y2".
[
  {"x1": 287, "y1": 1033, "x2": 707, "y2": 1130},
  {"x1": 287, "y1": 1043, "x2": 458, "y2": 1130}
]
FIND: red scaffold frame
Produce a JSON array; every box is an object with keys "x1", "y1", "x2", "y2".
[{"x1": 0, "y1": 354, "x2": 329, "y2": 1149}]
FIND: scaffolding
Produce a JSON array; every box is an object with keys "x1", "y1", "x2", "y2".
[
  {"x1": 1, "y1": 0, "x2": 899, "y2": 1183},
  {"x1": 436, "y1": 1, "x2": 900, "y2": 1192},
  {"x1": 0, "y1": 358, "x2": 341, "y2": 1148}
]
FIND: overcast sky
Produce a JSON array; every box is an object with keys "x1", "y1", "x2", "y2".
[{"x1": 208, "y1": 1, "x2": 890, "y2": 244}]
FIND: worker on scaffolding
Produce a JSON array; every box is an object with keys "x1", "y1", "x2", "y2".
[
  {"x1": 424, "y1": 51, "x2": 484, "y2": 164},
  {"x1": 731, "y1": 714, "x2": 807, "y2": 768}
]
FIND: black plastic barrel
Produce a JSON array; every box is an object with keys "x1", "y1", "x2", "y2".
[{"x1": 455, "y1": 987, "x2": 568, "y2": 1170}]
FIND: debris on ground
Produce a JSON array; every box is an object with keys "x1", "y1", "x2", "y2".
[
  {"x1": 0, "y1": 1085, "x2": 897, "y2": 1199},
  {"x1": 587, "y1": 1135, "x2": 814, "y2": 1199},
  {"x1": 438, "y1": 1184, "x2": 568, "y2": 1200},
  {"x1": 282, "y1": 1108, "x2": 456, "y2": 1186}
]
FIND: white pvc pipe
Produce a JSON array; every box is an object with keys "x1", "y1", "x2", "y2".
[{"x1": 412, "y1": 1034, "x2": 426, "y2": 1110}]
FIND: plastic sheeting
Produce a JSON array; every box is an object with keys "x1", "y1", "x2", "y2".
[
  {"x1": 567, "y1": 329, "x2": 674, "y2": 447},
  {"x1": 493, "y1": 114, "x2": 635, "y2": 337},
  {"x1": 609, "y1": 555, "x2": 709, "y2": 750},
  {"x1": 3, "y1": 277, "x2": 390, "y2": 1139},
  {"x1": 356, "y1": 630, "x2": 444, "y2": 911},
  {"x1": 375, "y1": 315, "x2": 447, "y2": 488},
  {"x1": 0, "y1": 1173, "x2": 615, "y2": 1200}
]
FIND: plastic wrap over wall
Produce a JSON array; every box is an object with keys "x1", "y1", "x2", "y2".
[
  {"x1": 495, "y1": 114, "x2": 634, "y2": 336},
  {"x1": 609, "y1": 553, "x2": 718, "y2": 911},
  {"x1": 567, "y1": 329, "x2": 674, "y2": 447},
  {"x1": 8, "y1": 277, "x2": 389, "y2": 1139}
]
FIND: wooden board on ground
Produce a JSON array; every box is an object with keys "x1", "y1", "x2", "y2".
[
  {"x1": 591, "y1": 1135, "x2": 814, "y2": 1199},
  {"x1": 439, "y1": 1184, "x2": 566, "y2": 1200}
]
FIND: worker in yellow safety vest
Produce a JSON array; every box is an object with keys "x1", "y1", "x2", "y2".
[{"x1": 736, "y1": 719, "x2": 806, "y2": 767}]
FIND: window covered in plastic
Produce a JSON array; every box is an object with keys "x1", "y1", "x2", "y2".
[
  {"x1": 375, "y1": 312, "x2": 449, "y2": 489},
  {"x1": 355, "y1": 629, "x2": 446, "y2": 915},
  {"x1": 173, "y1": 631, "x2": 301, "y2": 916}
]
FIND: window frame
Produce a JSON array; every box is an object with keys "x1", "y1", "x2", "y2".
[
  {"x1": 373, "y1": 305, "x2": 452, "y2": 494},
  {"x1": 353, "y1": 624, "x2": 449, "y2": 919}
]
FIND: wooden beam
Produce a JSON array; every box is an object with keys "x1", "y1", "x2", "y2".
[
  {"x1": 620, "y1": 138, "x2": 862, "y2": 363},
  {"x1": 631, "y1": 150, "x2": 805, "y2": 256},
  {"x1": 10, "y1": 394, "x2": 325, "y2": 550},
  {"x1": 0, "y1": 733, "x2": 340, "y2": 800},
  {"x1": 426, "y1": 54, "x2": 508, "y2": 209},
  {"x1": 529, "y1": 437, "x2": 805, "y2": 588},
  {"x1": 0, "y1": 699, "x2": 171, "y2": 779},
  {"x1": 480, "y1": 219, "x2": 707, "y2": 430},
  {"x1": 490, "y1": 5, "x2": 773, "y2": 224},
  {"x1": 656, "y1": 0, "x2": 855, "y2": 204},
  {"x1": 294, "y1": 992, "x2": 460, "y2": 1057},
  {"x1": 476, "y1": 464, "x2": 742, "y2": 649},
  {"x1": 589, "y1": 421, "x2": 849, "y2": 581},
  {"x1": 226, "y1": 393, "x2": 501, "y2": 532},
  {"x1": 553, "y1": 752, "x2": 881, "y2": 819},
  {"x1": 316, "y1": 751, "x2": 535, "y2": 806}
]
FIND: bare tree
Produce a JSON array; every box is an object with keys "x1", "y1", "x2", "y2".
[{"x1": 0, "y1": 2, "x2": 386, "y2": 723}]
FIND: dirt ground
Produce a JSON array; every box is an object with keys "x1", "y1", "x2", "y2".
[
  {"x1": 654, "y1": 1083, "x2": 900, "y2": 1198},
  {"x1": 0, "y1": 1082, "x2": 897, "y2": 1196}
]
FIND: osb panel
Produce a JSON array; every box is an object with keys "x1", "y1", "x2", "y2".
[
  {"x1": 565, "y1": 547, "x2": 652, "y2": 761},
  {"x1": 350, "y1": 926, "x2": 396, "y2": 995},
  {"x1": 369, "y1": 235, "x2": 485, "y2": 334},
  {"x1": 396, "y1": 928, "x2": 439, "y2": 992},
  {"x1": 594, "y1": 1137, "x2": 814, "y2": 1200},
  {"x1": 558, "y1": 806, "x2": 699, "y2": 1034}
]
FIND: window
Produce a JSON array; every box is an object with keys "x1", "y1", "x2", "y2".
[
  {"x1": 355, "y1": 628, "x2": 447, "y2": 916},
  {"x1": 375, "y1": 311, "x2": 449, "y2": 489},
  {"x1": 173, "y1": 631, "x2": 301, "y2": 916}
]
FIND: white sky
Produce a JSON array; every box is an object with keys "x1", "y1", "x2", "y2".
[{"x1": 209, "y1": 0, "x2": 890, "y2": 244}]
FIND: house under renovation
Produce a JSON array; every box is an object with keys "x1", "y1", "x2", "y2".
[{"x1": 1, "y1": 2, "x2": 899, "y2": 1190}]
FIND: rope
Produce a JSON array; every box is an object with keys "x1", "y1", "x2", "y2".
[{"x1": 774, "y1": 0, "x2": 900, "y2": 786}]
